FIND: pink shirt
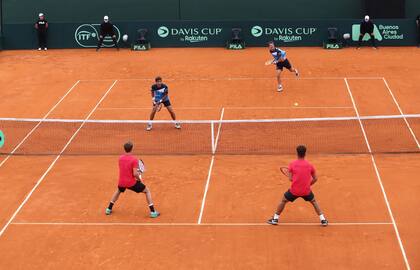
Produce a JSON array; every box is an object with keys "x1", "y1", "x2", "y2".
[
  {"x1": 288, "y1": 159, "x2": 315, "y2": 196},
  {"x1": 118, "y1": 154, "x2": 138, "y2": 187}
]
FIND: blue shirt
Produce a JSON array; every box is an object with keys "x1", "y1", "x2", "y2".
[
  {"x1": 270, "y1": 48, "x2": 287, "y2": 61},
  {"x1": 151, "y1": 83, "x2": 169, "y2": 102}
]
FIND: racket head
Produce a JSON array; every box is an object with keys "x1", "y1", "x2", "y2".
[
  {"x1": 280, "y1": 167, "x2": 290, "y2": 178},
  {"x1": 138, "y1": 159, "x2": 146, "y2": 173},
  {"x1": 265, "y1": 59, "x2": 274, "y2": 66}
]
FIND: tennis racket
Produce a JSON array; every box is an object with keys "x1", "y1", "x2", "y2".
[
  {"x1": 157, "y1": 102, "x2": 163, "y2": 112},
  {"x1": 265, "y1": 59, "x2": 276, "y2": 66},
  {"x1": 138, "y1": 159, "x2": 146, "y2": 173},
  {"x1": 280, "y1": 167, "x2": 290, "y2": 178},
  {"x1": 153, "y1": 98, "x2": 163, "y2": 112}
]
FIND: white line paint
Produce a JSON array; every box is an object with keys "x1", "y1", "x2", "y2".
[
  {"x1": 197, "y1": 156, "x2": 215, "y2": 224},
  {"x1": 226, "y1": 106, "x2": 354, "y2": 110},
  {"x1": 0, "y1": 80, "x2": 118, "y2": 239},
  {"x1": 97, "y1": 107, "x2": 218, "y2": 110},
  {"x1": 197, "y1": 108, "x2": 224, "y2": 223},
  {"x1": 0, "y1": 80, "x2": 80, "y2": 168},
  {"x1": 382, "y1": 77, "x2": 420, "y2": 149},
  {"x1": 96, "y1": 106, "x2": 353, "y2": 111},
  {"x1": 3, "y1": 114, "x2": 420, "y2": 125},
  {"x1": 80, "y1": 76, "x2": 384, "y2": 82},
  {"x1": 11, "y1": 221, "x2": 393, "y2": 227},
  {"x1": 214, "y1": 107, "x2": 225, "y2": 153},
  {"x1": 344, "y1": 79, "x2": 372, "y2": 153},
  {"x1": 344, "y1": 78, "x2": 411, "y2": 270},
  {"x1": 210, "y1": 122, "x2": 215, "y2": 154}
]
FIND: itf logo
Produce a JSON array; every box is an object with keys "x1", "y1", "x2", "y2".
[{"x1": 74, "y1": 24, "x2": 121, "y2": 47}]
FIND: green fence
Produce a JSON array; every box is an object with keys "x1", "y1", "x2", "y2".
[
  {"x1": 3, "y1": 0, "x2": 420, "y2": 23},
  {"x1": 2, "y1": 19, "x2": 418, "y2": 49},
  {"x1": 3, "y1": 0, "x2": 364, "y2": 23}
]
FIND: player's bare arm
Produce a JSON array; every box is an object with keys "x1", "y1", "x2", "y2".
[{"x1": 311, "y1": 174, "x2": 318, "y2": 185}]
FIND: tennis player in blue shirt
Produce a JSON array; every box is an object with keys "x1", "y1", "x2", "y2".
[
  {"x1": 146, "y1": 76, "x2": 181, "y2": 131},
  {"x1": 268, "y1": 41, "x2": 299, "y2": 92}
]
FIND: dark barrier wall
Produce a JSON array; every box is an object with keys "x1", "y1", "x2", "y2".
[
  {"x1": 3, "y1": 0, "x2": 364, "y2": 23},
  {"x1": 406, "y1": 0, "x2": 420, "y2": 19},
  {"x1": 365, "y1": 0, "x2": 405, "y2": 18},
  {"x1": 2, "y1": 0, "x2": 419, "y2": 23},
  {"x1": 180, "y1": 0, "x2": 363, "y2": 20},
  {"x1": 2, "y1": 19, "x2": 417, "y2": 49},
  {"x1": 2, "y1": 0, "x2": 180, "y2": 23}
]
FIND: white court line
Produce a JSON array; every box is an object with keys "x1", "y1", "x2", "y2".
[
  {"x1": 197, "y1": 108, "x2": 223, "y2": 224},
  {"x1": 344, "y1": 78, "x2": 411, "y2": 270},
  {"x1": 0, "y1": 80, "x2": 118, "y2": 239},
  {"x1": 80, "y1": 76, "x2": 384, "y2": 82},
  {"x1": 97, "y1": 107, "x2": 218, "y2": 110},
  {"x1": 197, "y1": 156, "x2": 215, "y2": 224},
  {"x1": 225, "y1": 106, "x2": 354, "y2": 110},
  {"x1": 96, "y1": 106, "x2": 354, "y2": 111},
  {"x1": 11, "y1": 222, "x2": 393, "y2": 226},
  {"x1": 214, "y1": 107, "x2": 225, "y2": 153},
  {"x1": 0, "y1": 80, "x2": 80, "y2": 168},
  {"x1": 382, "y1": 77, "x2": 420, "y2": 150}
]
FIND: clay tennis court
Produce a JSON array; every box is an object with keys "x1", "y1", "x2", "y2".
[{"x1": 0, "y1": 47, "x2": 419, "y2": 269}]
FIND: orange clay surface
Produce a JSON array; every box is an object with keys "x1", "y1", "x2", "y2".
[{"x1": 0, "y1": 47, "x2": 419, "y2": 269}]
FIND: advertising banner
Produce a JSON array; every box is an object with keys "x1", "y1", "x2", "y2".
[{"x1": 2, "y1": 19, "x2": 417, "y2": 49}]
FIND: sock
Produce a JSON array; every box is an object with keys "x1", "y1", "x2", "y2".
[
  {"x1": 108, "y1": 202, "x2": 114, "y2": 210},
  {"x1": 274, "y1": 213, "x2": 279, "y2": 220},
  {"x1": 319, "y1": 214, "x2": 325, "y2": 221},
  {"x1": 149, "y1": 204, "x2": 155, "y2": 213}
]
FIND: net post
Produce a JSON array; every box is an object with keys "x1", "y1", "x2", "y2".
[{"x1": 211, "y1": 121, "x2": 215, "y2": 154}]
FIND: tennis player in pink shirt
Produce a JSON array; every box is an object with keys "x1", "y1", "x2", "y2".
[
  {"x1": 268, "y1": 145, "x2": 328, "y2": 226},
  {"x1": 105, "y1": 141, "x2": 159, "y2": 218}
]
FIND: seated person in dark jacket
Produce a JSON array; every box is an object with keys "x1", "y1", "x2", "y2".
[
  {"x1": 96, "y1": 15, "x2": 119, "y2": 51},
  {"x1": 358, "y1": 15, "x2": 377, "y2": 49}
]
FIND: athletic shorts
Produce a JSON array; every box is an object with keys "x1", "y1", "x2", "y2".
[
  {"x1": 284, "y1": 189, "x2": 314, "y2": 202},
  {"x1": 118, "y1": 181, "x2": 146, "y2": 193},
  {"x1": 154, "y1": 99, "x2": 171, "y2": 107},
  {"x1": 100, "y1": 32, "x2": 116, "y2": 38},
  {"x1": 276, "y1": 59, "x2": 292, "y2": 70},
  {"x1": 360, "y1": 30, "x2": 374, "y2": 35}
]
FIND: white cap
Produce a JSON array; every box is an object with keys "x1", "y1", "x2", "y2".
[
  {"x1": 104, "y1": 15, "x2": 109, "y2": 21},
  {"x1": 39, "y1": 13, "x2": 44, "y2": 17},
  {"x1": 364, "y1": 15, "x2": 370, "y2": 21}
]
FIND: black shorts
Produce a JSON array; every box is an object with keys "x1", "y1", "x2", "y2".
[
  {"x1": 276, "y1": 59, "x2": 292, "y2": 70},
  {"x1": 360, "y1": 30, "x2": 374, "y2": 35},
  {"x1": 100, "y1": 32, "x2": 116, "y2": 38},
  {"x1": 284, "y1": 190, "x2": 314, "y2": 202},
  {"x1": 154, "y1": 99, "x2": 171, "y2": 107},
  {"x1": 118, "y1": 181, "x2": 146, "y2": 193}
]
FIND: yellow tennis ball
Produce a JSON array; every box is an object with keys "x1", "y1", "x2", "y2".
[{"x1": 294, "y1": 102, "x2": 299, "y2": 106}]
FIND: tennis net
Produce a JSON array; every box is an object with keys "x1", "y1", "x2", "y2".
[{"x1": 0, "y1": 114, "x2": 419, "y2": 156}]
